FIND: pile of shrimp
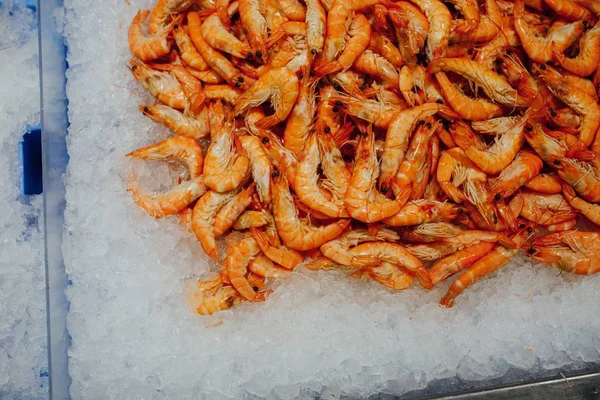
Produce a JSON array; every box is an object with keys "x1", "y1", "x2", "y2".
[{"x1": 126, "y1": 0, "x2": 600, "y2": 314}]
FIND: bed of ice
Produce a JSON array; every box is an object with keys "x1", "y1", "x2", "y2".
[
  {"x1": 0, "y1": 1, "x2": 49, "y2": 398},
  {"x1": 60, "y1": 0, "x2": 600, "y2": 398}
]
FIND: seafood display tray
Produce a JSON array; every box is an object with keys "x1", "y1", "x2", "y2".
[{"x1": 37, "y1": 0, "x2": 600, "y2": 398}]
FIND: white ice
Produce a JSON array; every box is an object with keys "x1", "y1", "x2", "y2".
[
  {"x1": 0, "y1": 1, "x2": 48, "y2": 398},
  {"x1": 61, "y1": 1, "x2": 600, "y2": 399}
]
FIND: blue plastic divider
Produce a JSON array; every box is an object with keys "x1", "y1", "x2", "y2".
[
  {"x1": 39, "y1": 0, "x2": 72, "y2": 398},
  {"x1": 0, "y1": 0, "x2": 36, "y2": 10},
  {"x1": 20, "y1": 126, "x2": 43, "y2": 195}
]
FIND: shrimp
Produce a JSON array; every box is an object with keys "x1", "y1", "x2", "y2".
[
  {"x1": 524, "y1": 173, "x2": 562, "y2": 194},
  {"x1": 173, "y1": 23, "x2": 209, "y2": 71},
  {"x1": 320, "y1": 228, "x2": 399, "y2": 266},
  {"x1": 399, "y1": 65, "x2": 444, "y2": 106},
  {"x1": 304, "y1": 257, "x2": 357, "y2": 271},
  {"x1": 345, "y1": 128, "x2": 412, "y2": 223},
  {"x1": 316, "y1": 86, "x2": 343, "y2": 136},
  {"x1": 382, "y1": 200, "x2": 463, "y2": 226},
  {"x1": 475, "y1": 26, "x2": 520, "y2": 70},
  {"x1": 352, "y1": 50, "x2": 399, "y2": 87},
  {"x1": 429, "y1": 58, "x2": 531, "y2": 107},
  {"x1": 127, "y1": 136, "x2": 204, "y2": 179},
  {"x1": 395, "y1": 118, "x2": 439, "y2": 192},
  {"x1": 530, "y1": 231, "x2": 600, "y2": 275},
  {"x1": 200, "y1": 13, "x2": 252, "y2": 59},
  {"x1": 488, "y1": 149, "x2": 544, "y2": 200},
  {"x1": 129, "y1": 10, "x2": 175, "y2": 62},
  {"x1": 271, "y1": 170, "x2": 350, "y2": 250},
  {"x1": 233, "y1": 210, "x2": 272, "y2": 230},
  {"x1": 193, "y1": 285, "x2": 243, "y2": 315},
  {"x1": 238, "y1": 0, "x2": 269, "y2": 62},
  {"x1": 204, "y1": 102, "x2": 250, "y2": 192},
  {"x1": 451, "y1": 119, "x2": 525, "y2": 175},
  {"x1": 328, "y1": 92, "x2": 398, "y2": 129},
  {"x1": 225, "y1": 236, "x2": 263, "y2": 301},
  {"x1": 331, "y1": 70, "x2": 365, "y2": 97},
  {"x1": 450, "y1": 0, "x2": 502, "y2": 43},
  {"x1": 239, "y1": 135, "x2": 273, "y2": 205},
  {"x1": 187, "y1": 11, "x2": 253, "y2": 89},
  {"x1": 435, "y1": 72, "x2": 504, "y2": 121},
  {"x1": 440, "y1": 225, "x2": 532, "y2": 307},
  {"x1": 318, "y1": 130, "x2": 352, "y2": 203},
  {"x1": 248, "y1": 254, "x2": 291, "y2": 278},
  {"x1": 552, "y1": 156, "x2": 600, "y2": 203},
  {"x1": 279, "y1": 0, "x2": 306, "y2": 21},
  {"x1": 511, "y1": 190, "x2": 578, "y2": 225},
  {"x1": 283, "y1": 69, "x2": 317, "y2": 156},
  {"x1": 447, "y1": 0, "x2": 480, "y2": 35},
  {"x1": 380, "y1": 104, "x2": 452, "y2": 191},
  {"x1": 369, "y1": 30, "x2": 404, "y2": 68},
  {"x1": 534, "y1": 64, "x2": 600, "y2": 149},
  {"x1": 192, "y1": 189, "x2": 238, "y2": 260},
  {"x1": 250, "y1": 228, "x2": 304, "y2": 269},
  {"x1": 562, "y1": 184, "x2": 600, "y2": 227},
  {"x1": 149, "y1": 0, "x2": 194, "y2": 34},
  {"x1": 233, "y1": 67, "x2": 299, "y2": 128},
  {"x1": 203, "y1": 84, "x2": 242, "y2": 104},
  {"x1": 130, "y1": 60, "x2": 187, "y2": 110},
  {"x1": 305, "y1": 0, "x2": 327, "y2": 55},
  {"x1": 316, "y1": 14, "x2": 371, "y2": 76},
  {"x1": 553, "y1": 21, "x2": 600, "y2": 77},
  {"x1": 186, "y1": 67, "x2": 225, "y2": 84},
  {"x1": 352, "y1": 262, "x2": 415, "y2": 290},
  {"x1": 523, "y1": 121, "x2": 568, "y2": 163},
  {"x1": 544, "y1": 0, "x2": 594, "y2": 22},
  {"x1": 389, "y1": 1, "x2": 429, "y2": 64},
  {"x1": 514, "y1": 0, "x2": 585, "y2": 63},
  {"x1": 429, "y1": 242, "x2": 496, "y2": 286},
  {"x1": 410, "y1": 0, "x2": 451, "y2": 61},
  {"x1": 213, "y1": 184, "x2": 255, "y2": 237},
  {"x1": 349, "y1": 242, "x2": 433, "y2": 289},
  {"x1": 496, "y1": 52, "x2": 539, "y2": 102},
  {"x1": 255, "y1": 128, "x2": 299, "y2": 184},
  {"x1": 294, "y1": 133, "x2": 349, "y2": 218},
  {"x1": 140, "y1": 103, "x2": 209, "y2": 138}
]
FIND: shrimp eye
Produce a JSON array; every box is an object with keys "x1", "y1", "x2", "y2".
[
  {"x1": 332, "y1": 107, "x2": 339, "y2": 112},
  {"x1": 525, "y1": 124, "x2": 533, "y2": 132},
  {"x1": 235, "y1": 81, "x2": 241, "y2": 87},
  {"x1": 494, "y1": 58, "x2": 502, "y2": 64},
  {"x1": 418, "y1": 120, "x2": 425, "y2": 127},
  {"x1": 426, "y1": 122, "x2": 432, "y2": 129},
  {"x1": 311, "y1": 49, "x2": 317, "y2": 55},
  {"x1": 299, "y1": 72, "x2": 304, "y2": 79},
  {"x1": 495, "y1": 68, "x2": 503, "y2": 74},
  {"x1": 467, "y1": 49, "x2": 473, "y2": 55},
  {"x1": 324, "y1": 126, "x2": 331, "y2": 133},
  {"x1": 527, "y1": 247, "x2": 536, "y2": 255},
  {"x1": 583, "y1": 20, "x2": 589, "y2": 29},
  {"x1": 237, "y1": 76, "x2": 244, "y2": 83},
  {"x1": 549, "y1": 108, "x2": 557, "y2": 117},
  {"x1": 255, "y1": 51, "x2": 262, "y2": 59},
  {"x1": 333, "y1": 82, "x2": 342, "y2": 91},
  {"x1": 457, "y1": 208, "x2": 464, "y2": 214},
  {"x1": 381, "y1": 187, "x2": 389, "y2": 194},
  {"x1": 271, "y1": 170, "x2": 280, "y2": 178},
  {"x1": 436, "y1": 99, "x2": 444, "y2": 104},
  {"x1": 492, "y1": 214, "x2": 498, "y2": 224},
  {"x1": 411, "y1": 86, "x2": 418, "y2": 93},
  {"x1": 335, "y1": 100, "x2": 345, "y2": 107},
  {"x1": 174, "y1": 24, "x2": 179, "y2": 29},
  {"x1": 519, "y1": 223, "x2": 526, "y2": 229},
  {"x1": 539, "y1": 63, "x2": 547, "y2": 70},
  {"x1": 261, "y1": 136, "x2": 269, "y2": 144},
  {"x1": 527, "y1": 227, "x2": 533, "y2": 233},
  {"x1": 494, "y1": 194, "x2": 501, "y2": 201},
  {"x1": 131, "y1": 65, "x2": 138, "y2": 71},
  {"x1": 246, "y1": 53, "x2": 253, "y2": 60},
  {"x1": 553, "y1": 159, "x2": 561, "y2": 166},
  {"x1": 143, "y1": 106, "x2": 150, "y2": 113},
  {"x1": 310, "y1": 70, "x2": 315, "y2": 77},
  {"x1": 252, "y1": 286, "x2": 259, "y2": 291}
]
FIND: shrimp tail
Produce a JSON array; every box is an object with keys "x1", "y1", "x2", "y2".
[
  {"x1": 498, "y1": 234, "x2": 518, "y2": 249},
  {"x1": 254, "y1": 115, "x2": 280, "y2": 128},
  {"x1": 416, "y1": 267, "x2": 433, "y2": 289},
  {"x1": 314, "y1": 61, "x2": 343, "y2": 76}
]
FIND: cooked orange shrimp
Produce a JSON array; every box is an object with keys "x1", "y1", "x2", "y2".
[
  {"x1": 239, "y1": 135, "x2": 273, "y2": 205},
  {"x1": 400, "y1": 65, "x2": 444, "y2": 105},
  {"x1": 523, "y1": 173, "x2": 562, "y2": 194},
  {"x1": 304, "y1": 0, "x2": 326, "y2": 55},
  {"x1": 127, "y1": 136, "x2": 204, "y2": 179},
  {"x1": 552, "y1": 156, "x2": 600, "y2": 203},
  {"x1": 318, "y1": 130, "x2": 351, "y2": 202},
  {"x1": 193, "y1": 285, "x2": 243, "y2": 315},
  {"x1": 395, "y1": 118, "x2": 439, "y2": 191},
  {"x1": 429, "y1": 242, "x2": 496, "y2": 286},
  {"x1": 186, "y1": 67, "x2": 225, "y2": 84},
  {"x1": 380, "y1": 104, "x2": 452, "y2": 190},
  {"x1": 553, "y1": 21, "x2": 600, "y2": 77},
  {"x1": 523, "y1": 121, "x2": 568, "y2": 162},
  {"x1": 128, "y1": 175, "x2": 206, "y2": 219},
  {"x1": 279, "y1": 0, "x2": 306, "y2": 20},
  {"x1": 369, "y1": 30, "x2": 404, "y2": 68},
  {"x1": 148, "y1": 62, "x2": 206, "y2": 114},
  {"x1": 545, "y1": 219, "x2": 578, "y2": 232},
  {"x1": 535, "y1": 64, "x2": 600, "y2": 149},
  {"x1": 248, "y1": 254, "x2": 291, "y2": 278},
  {"x1": 488, "y1": 149, "x2": 543, "y2": 200},
  {"x1": 233, "y1": 67, "x2": 299, "y2": 128},
  {"x1": 188, "y1": 11, "x2": 253, "y2": 89},
  {"x1": 204, "y1": 102, "x2": 250, "y2": 192},
  {"x1": 320, "y1": 228, "x2": 399, "y2": 266},
  {"x1": 352, "y1": 50, "x2": 399, "y2": 87},
  {"x1": 224, "y1": 236, "x2": 263, "y2": 301},
  {"x1": 475, "y1": 26, "x2": 519, "y2": 70},
  {"x1": 294, "y1": 133, "x2": 348, "y2": 218},
  {"x1": 562, "y1": 183, "x2": 600, "y2": 227},
  {"x1": 435, "y1": 72, "x2": 504, "y2": 120},
  {"x1": 450, "y1": 0, "x2": 501, "y2": 43},
  {"x1": 139, "y1": 104, "x2": 210, "y2": 139},
  {"x1": 546, "y1": 108, "x2": 582, "y2": 134},
  {"x1": 328, "y1": 92, "x2": 398, "y2": 129},
  {"x1": 250, "y1": 228, "x2": 304, "y2": 269},
  {"x1": 531, "y1": 231, "x2": 600, "y2": 275},
  {"x1": 201, "y1": 13, "x2": 252, "y2": 59},
  {"x1": 267, "y1": 22, "x2": 307, "y2": 48},
  {"x1": 130, "y1": 60, "x2": 188, "y2": 110},
  {"x1": 440, "y1": 225, "x2": 531, "y2": 307},
  {"x1": 496, "y1": 53, "x2": 539, "y2": 101},
  {"x1": 451, "y1": 119, "x2": 525, "y2": 175},
  {"x1": 389, "y1": 2, "x2": 429, "y2": 64},
  {"x1": 437, "y1": 148, "x2": 484, "y2": 204},
  {"x1": 264, "y1": 0, "x2": 289, "y2": 31},
  {"x1": 283, "y1": 69, "x2": 317, "y2": 156},
  {"x1": 331, "y1": 70, "x2": 365, "y2": 97},
  {"x1": 349, "y1": 242, "x2": 432, "y2": 289},
  {"x1": 213, "y1": 184, "x2": 255, "y2": 237},
  {"x1": 545, "y1": 0, "x2": 594, "y2": 22},
  {"x1": 129, "y1": 10, "x2": 174, "y2": 62},
  {"x1": 173, "y1": 23, "x2": 209, "y2": 71},
  {"x1": 192, "y1": 189, "x2": 238, "y2": 260},
  {"x1": 203, "y1": 84, "x2": 242, "y2": 104},
  {"x1": 255, "y1": 128, "x2": 299, "y2": 184},
  {"x1": 382, "y1": 200, "x2": 463, "y2": 226},
  {"x1": 429, "y1": 58, "x2": 530, "y2": 107},
  {"x1": 238, "y1": 0, "x2": 269, "y2": 62},
  {"x1": 511, "y1": 190, "x2": 578, "y2": 225},
  {"x1": 316, "y1": 14, "x2": 371, "y2": 76},
  {"x1": 149, "y1": 0, "x2": 193, "y2": 34},
  {"x1": 410, "y1": 0, "x2": 451, "y2": 61},
  {"x1": 272, "y1": 171, "x2": 350, "y2": 250},
  {"x1": 316, "y1": 86, "x2": 343, "y2": 136},
  {"x1": 345, "y1": 128, "x2": 412, "y2": 222},
  {"x1": 352, "y1": 262, "x2": 415, "y2": 290},
  {"x1": 234, "y1": 210, "x2": 272, "y2": 230},
  {"x1": 448, "y1": 0, "x2": 480, "y2": 35},
  {"x1": 303, "y1": 257, "x2": 357, "y2": 271},
  {"x1": 514, "y1": 0, "x2": 585, "y2": 63}
]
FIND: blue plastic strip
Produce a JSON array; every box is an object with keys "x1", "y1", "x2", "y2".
[
  {"x1": 20, "y1": 127, "x2": 43, "y2": 195},
  {"x1": 39, "y1": 0, "x2": 72, "y2": 398},
  {"x1": 0, "y1": 0, "x2": 36, "y2": 10}
]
